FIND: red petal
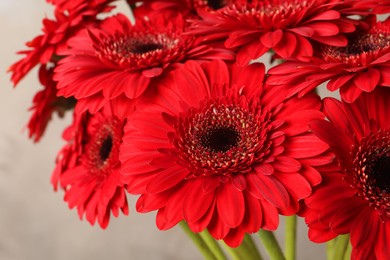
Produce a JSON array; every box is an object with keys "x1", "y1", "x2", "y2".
[
  {"x1": 236, "y1": 41, "x2": 268, "y2": 66},
  {"x1": 285, "y1": 135, "x2": 329, "y2": 159},
  {"x1": 146, "y1": 166, "x2": 189, "y2": 194},
  {"x1": 260, "y1": 29, "x2": 283, "y2": 48},
  {"x1": 275, "y1": 172, "x2": 312, "y2": 199},
  {"x1": 353, "y1": 68, "x2": 380, "y2": 92},
  {"x1": 231, "y1": 174, "x2": 247, "y2": 191},
  {"x1": 124, "y1": 72, "x2": 150, "y2": 99},
  {"x1": 327, "y1": 74, "x2": 354, "y2": 91},
  {"x1": 223, "y1": 228, "x2": 245, "y2": 248},
  {"x1": 187, "y1": 200, "x2": 215, "y2": 233},
  {"x1": 350, "y1": 208, "x2": 379, "y2": 250},
  {"x1": 184, "y1": 179, "x2": 215, "y2": 222},
  {"x1": 260, "y1": 199, "x2": 279, "y2": 230},
  {"x1": 273, "y1": 32, "x2": 297, "y2": 59},
  {"x1": 142, "y1": 67, "x2": 163, "y2": 77},
  {"x1": 253, "y1": 163, "x2": 274, "y2": 175},
  {"x1": 246, "y1": 173, "x2": 290, "y2": 209},
  {"x1": 272, "y1": 156, "x2": 301, "y2": 172},
  {"x1": 216, "y1": 183, "x2": 245, "y2": 228},
  {"x1": 208, "y1": 211, "x2": 230, "y2": 239},
  {"x1": 329, "y1": 200, "x2": 365, "y2": 234},
  {"x1": 241, "y1": 194, "x2": 262, "y2": 233}
]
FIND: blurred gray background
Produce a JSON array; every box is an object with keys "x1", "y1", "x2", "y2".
[{"x1": 0, "y1": 0, "x2": 325, "y2": 259}]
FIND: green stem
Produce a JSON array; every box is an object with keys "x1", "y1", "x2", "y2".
[
  {"x1": 179, "y1": 222, "x2": 216, "y2": 260},
  {"x1": 223, "y1": 234, "x2": 263, "y2": 260},
  {"x1": 333, "y1": 234, "x2": 350, "y2": 260},
  {"x1": 343, "y1": 239, "x2": 352, "y2": 260},
  {"x1": 258, "y1": 230, "x2": 286, "y2": 260},
  {"x1": 242, "y1": 234, "x2": 263, "y2": 260},
  {"x1": 285, "y1": 216, "x2": 297, "y2": 260},
  {"x1": 326, "y1": 238, "x2": 336, "y2": 260},
  {"x1": 199, "y1": 230, "x2": 227, "y2": 260}
]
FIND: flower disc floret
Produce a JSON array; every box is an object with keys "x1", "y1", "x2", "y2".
[
  {"x1": 351, "y1": 130, "x2": 390, "y2": 219},
  {"x1": 170, "y1": 99, "x2": 271, "y2": 178}
]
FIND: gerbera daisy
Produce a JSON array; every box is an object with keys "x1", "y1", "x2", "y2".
[
  {"x1": 55, "y1": 106, "x2": 128, "y2": 228},
  {"x1": 131, "y1": 0, "x2": 233, "y2": 19},
  {"x1": 188, "y1": 0, "x2": 374, "y2": 65},
  {"x1": 305, "y1": 87, "x2": 390, "y2": 259},
  {"x1": 47, "y1": 0, "x2": 115, "y2": 13},
  {"x1": 8, "y1": 0, "x2": 115, "y2": 86},
  {"x1": 267, "y1": 17, "x2": 390, "y2": 103},
  {"x1": 54, "y1": 13, "x2": 234, "y2": 114},
  {"x1": 120, "y1": 60, "x2": 331, "y2": 247},
  {"x1": 27, "y1": 65, "x2": 75, "y2": 142}
]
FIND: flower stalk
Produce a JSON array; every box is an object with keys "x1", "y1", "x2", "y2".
[
  {"x1": 180, "y1": 222, "x2": 217, "y2": 260},
  {"x1": 333, "y1": 234, "x2": 350, "y2": 260},
  {"x1": 223, "y1": 234, "x2": 263, "y2": 260},
  {"x1": 285, "y1": 215, "x2": 297, "y2": 260},
  {"x1": 199, "y1": 230, "x2": 227, "y2": 260},
  {"x1": 258, "y1": 230, "x2": 285, "y2": 260}
]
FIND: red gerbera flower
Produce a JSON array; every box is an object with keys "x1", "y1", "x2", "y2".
[
  {"x1": 54, "y1": 13, "x2": 234, "y2": 115},
  {"x1": 27, "y1": 65, "x2": 75, "y2": 142},
  {"x1": 131, "y1": 0, "x2": 233, "y2": 19},
  {"x1": 55, "y1": 107, "x2": 128, "y2": 228},
  {"x1": 305, "y1": 87, "x2": 390, "y2": 259},
  {"x1": 8, "y1": 0, "x2": 115, "y2": 86},
  {"x1": 267, "y1": 17, "x2": 390, "y2": 103},
  {"x1": 120, "y1": 60, "x2": 331, "y2": 247},
  {"x1": 188, "y1": 0, "x2": 374, "y2": 65},
  {"x1": 47, "y1": 0, "x2": 115, "y2": 13}
]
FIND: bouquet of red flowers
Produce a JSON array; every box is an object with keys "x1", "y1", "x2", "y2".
[{"x1": 8, "y1": 0, "x2": 390, "y2": 259}]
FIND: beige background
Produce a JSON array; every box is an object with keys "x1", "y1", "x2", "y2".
[{"x1": 0, "y1": 1, "x2": 326, "y2": 259}]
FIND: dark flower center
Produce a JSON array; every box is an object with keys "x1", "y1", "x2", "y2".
[
  {"x1": 207, "y1": 0, "x2": 226, "y2": 10},
  {"x1": 371, "y1": 155, "x2": 390, "y2": 193},
  {"x1": 99, "y1": 135, "x2": 113, "y2": 162},
  {"x1": 86, "y1": 117, "x2": 123, "y2": 175},
  {"x1": 200, "y1": 126, "x2": 240, "y2": 152},
  {"x1": 96, "y1": 33, "x2": 180, "y2": 68},
  {"x1": 129, "y1": 42, "x2": 164, "y2": 54}
]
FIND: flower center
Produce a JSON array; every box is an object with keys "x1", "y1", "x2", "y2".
[
  {"x1": 200, "y1": 126, "x2": 240, "y2": 152},
  {"x1": 206, "y1": 0, "x2": 226, "y2": 10},
  {"x1": 169, "y1": 100, "x2": 272, "y2": 178},
  {"x1": 99, "y1": 135, "x2": 113, "y2": 162},
  {"x1": 85, "y1": 117, "x2": 123, "y2": 175},
  {"x1": 351, "y1": 130, "x2": 390, "y2": 219},
  {"x1": 371, "y1": 155, "x2": 390, "y2": 193},
  {"x1": 128, "y1": 42, "x2": 165, "y2": 54},
  {"x1": 322, "y1": 22, "x2": 390, "y2": 66},
  {"x1": 96, "y1": 33, "x2": 179, "y2": 68},
  {"x1": 195, "y1": 0, "x2": 228, "y2": 10}
]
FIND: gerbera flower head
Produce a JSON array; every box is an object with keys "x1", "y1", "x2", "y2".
[
  {"x1": 305, "y1": 87, "x2": 390, "y2": 259},
  {"x1": 188, "y1": 0, "x2": 373, "y2": 65},
  {"x1": 54, "y1": 13, "x2": 234, "y2": 115},
  {"x1": 47, "y1": 0, "x2": 116, "y2": 14},
  {"x1": 131, "y1": 0, "x2": 233, "y2": 19},
  {"x1": 9, "y1": 0, "x2": 115, "y2": 86},
  {"x1": 120, "y1": 60, "x2": 331, "y2": 247},
  {"x1": 55, "y1": 106, "x2": 128, "y2": 228},
  {"x1": 267, "y1": 16, "x2": 390, "y2": 103}
]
